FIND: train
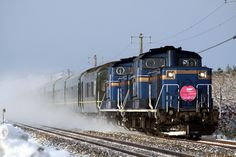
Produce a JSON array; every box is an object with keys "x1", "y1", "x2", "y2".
[{"x1": 44, "y1": 46, "x2": 219, "y2": 137}]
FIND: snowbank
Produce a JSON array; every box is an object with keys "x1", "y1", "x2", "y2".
[{"x1": 0, "y1": 123, "x2": 70, "y2": 157}]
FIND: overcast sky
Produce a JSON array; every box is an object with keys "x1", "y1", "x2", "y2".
[{"x1": 0, "y1": 0, "x2": 235, "y2": 76}]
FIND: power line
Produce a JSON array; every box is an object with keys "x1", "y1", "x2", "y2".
[
  {"x1": 225, "y1": 0, "x2": 236, "y2": 3},
  {"x1": 198, "y1": 35, "x2": 236, "y2": 54},
  {"x1": 170, "y1": 13, "x2": 236, "y2": 44},
  {"x1": 152, "y1": 2, "x2": 225, "y2": 43}
]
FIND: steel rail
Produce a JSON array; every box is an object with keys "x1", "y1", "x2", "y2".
[
  {"x1": 15, "y1": 123, "x2": 193, "y2": 157},
  {"x1": 197, "y1": 138, "x2": 236, "y2": 150},
  {"x1": 15, "y1": 123, "x2": 146, "y2": 157},
  {"x1": 47, "y1": 126, "x2": 193, "y2": 157},
  {"x1": 163, "y1": 136, "x2": 236, "y2": 150}
]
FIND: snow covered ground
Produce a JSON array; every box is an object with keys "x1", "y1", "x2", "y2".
[
  {"x1": 213, "y1": 72, "x2": 236, "y2": 140},
  {"x1": 0, "y1": 123, "x2": 71, "y2": 157}
]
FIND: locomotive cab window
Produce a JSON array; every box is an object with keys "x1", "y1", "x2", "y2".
[
  {"x1": 143, "y1": 58, "x2": 165, "y2": 68},
  {"x1": 178, "y1": 58, "x2": 199, "y2": 67}
]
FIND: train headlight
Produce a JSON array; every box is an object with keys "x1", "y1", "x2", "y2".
[
  {"x1": 198, "y1": 71, "x2": 207, "y2": 79},
  {"x1": 166, "y1": 71, "x2": 175, "y2": 79}
]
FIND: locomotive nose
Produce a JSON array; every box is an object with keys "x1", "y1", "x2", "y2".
[{"x1": 180, "y1": 85, "x2": 197, "y2": 102}]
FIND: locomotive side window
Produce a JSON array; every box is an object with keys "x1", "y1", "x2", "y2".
[
  {"x1": 178, "y1": 58, "x2": 198, "y2": 67},
  {"x1": 143, "y1": 58, "x2": 165, "y2": 68},
  {"x1": 84, "y1": 81, "x2": 95, "y2": 97},
  {"x1": 189, "y1": 59, "x2": 196, "y2": 66},
  {"x1": 182, "y1": 59, "x2": 188, "y2": 66},
  {"x1": 86, "y1": 82, "x2": 89, "y2": 97},
  {"x1": 145, "y1": 59, "x2": 155, "y2": 67},
  {"x1": 91, "y1": 81, "x2": 94, "y2": 97}
]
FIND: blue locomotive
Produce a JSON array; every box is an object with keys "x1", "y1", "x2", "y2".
[{"x1": 45, "y1": 46, "x2": 218, "y2": 137}]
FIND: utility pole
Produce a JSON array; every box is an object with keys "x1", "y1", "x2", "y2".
[
  {"x1": 2, "y1": 108, "x2": 6, "y2": 124},
  {"x1": 88, "y1": 54, "x2": 98, "y2": 67},
  {"x1": 66, "y1": 69, "x2": 72, "y2": 77},
  {"x1": 93, "y1": 54, "x2": 97, "y2": 67},
  {"x1": 139, "y1": 33, "x2": 144, "y2": 54},
  {"x1": 131, "y1": 33, "x2": 151, "y2": 54}
]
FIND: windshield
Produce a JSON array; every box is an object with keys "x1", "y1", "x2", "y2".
[{"x1": 178, "y1": 58, "x2": 199, "y2": 67}]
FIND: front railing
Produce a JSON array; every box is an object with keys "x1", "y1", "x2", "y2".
[
  {"x1": 99, "y1": 83, "x2": 212, "y2": 113},
  {"x1": 196, "y1": 84, "x2": 212, "y2": 112},
  {"x1": 154, "y1": 84, "x2": 180, "y2": 112}
]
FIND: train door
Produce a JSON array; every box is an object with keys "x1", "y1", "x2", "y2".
[{"x1": 96, "y1": 69, "x2": 108, "y2": 108}]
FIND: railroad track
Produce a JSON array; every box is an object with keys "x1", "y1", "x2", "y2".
[
  {"x1": 197, "y1": 138, "x2": 236, "y2": 149},
  {"x1": 160, "y1": 135, "x2": 236, "y2": 151},
  {"x1": 159, "y1": 135, "x2": 236, "y2": 150},
  {"x1": 14, "y1": 123, "x2": 193, "y2": 157}
]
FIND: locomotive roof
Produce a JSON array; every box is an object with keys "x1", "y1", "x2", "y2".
[
  {"x1": 138, "y1": 46, "x2": 201, "y2": 59},
  {"x1": 80, "y1": 61, "x2": 116, "y2": 76},
  {"x1": 80, "y1": 46, "x2": 201, "y2": 75},
  {"x1": 112, "y1": 56, "x2": 136, "y2": 67},
  {"x1": 81, "y1": 56, "x2": 136, "y2": 74}
]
